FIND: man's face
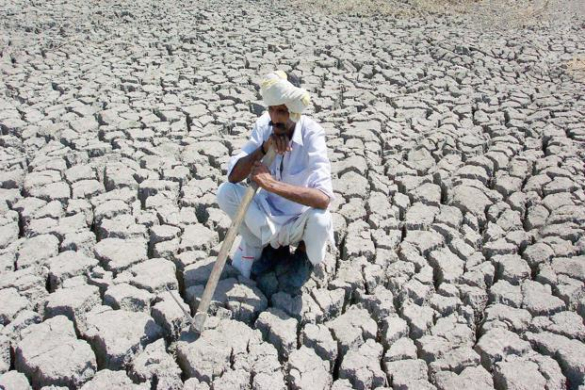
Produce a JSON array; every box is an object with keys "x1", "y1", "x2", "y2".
[{"x1": 268, "y1": 104, "x2": 294, "y2": 136}]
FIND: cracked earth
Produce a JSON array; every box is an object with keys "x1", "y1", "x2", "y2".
[{"x1": 1, "y1": 0, "x2": 585, "y2": 389}]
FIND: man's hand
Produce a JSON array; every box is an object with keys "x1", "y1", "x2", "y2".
[
  {"x1": 263, "y1": 134, "x2": 291, "y2": 155},
  {"x1": 250, "y1": 161, "x2": 275, "y2": 189},
  {"x1": 251, "y1": 161, "x2": 330, "y2": 209}
]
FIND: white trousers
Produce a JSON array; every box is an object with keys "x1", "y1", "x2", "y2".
[{"x1": 216, "y1": 182, "x2": 332, "y2": 274}]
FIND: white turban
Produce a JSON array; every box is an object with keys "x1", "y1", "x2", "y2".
[{"x1": 260, "y1": 71, "x2": 310, "y2": 122}]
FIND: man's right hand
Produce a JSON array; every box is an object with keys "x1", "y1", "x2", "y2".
[
  {"x1": 229, "y1": 133, "x2": 290, "y2": 184},
  {"x1": 263, "y1": 134, "x2": 291, "y2": 155}
]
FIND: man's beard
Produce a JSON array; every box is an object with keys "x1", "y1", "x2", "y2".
[{"x1": 269, "y1": 121, "x2": 286, "y2": 130}]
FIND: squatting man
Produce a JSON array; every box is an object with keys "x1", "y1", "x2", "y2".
[{"x1": 216, "y1": 71, "x2": 335, "y2": 284}]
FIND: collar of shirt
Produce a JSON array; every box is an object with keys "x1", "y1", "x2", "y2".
[{"x1": 290, "y1": 116, "x2": 304, "y2": 147}]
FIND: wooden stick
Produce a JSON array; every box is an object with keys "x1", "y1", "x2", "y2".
[{"x1": 193, "y1": 147, "x2": 277, "y2": 332}]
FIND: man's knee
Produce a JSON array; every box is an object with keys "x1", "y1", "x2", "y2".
[
  {"x1": 216, "y1": 182, "x2": 239, "y2": 213},
  {"x1": 306, "y1": 208, "x2": 331, "y2": 232},
  {"x1": 303, "y1": 209, "x2": 331, "y2": 266}
]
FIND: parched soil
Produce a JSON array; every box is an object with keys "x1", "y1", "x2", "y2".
[{"x1": 1, "y1": 0, "x2": 585, "y2": 389}]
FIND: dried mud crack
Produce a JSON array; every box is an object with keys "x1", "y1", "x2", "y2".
[{"x1": 1, "y1": 0, "x2": 585, "y2": 389}]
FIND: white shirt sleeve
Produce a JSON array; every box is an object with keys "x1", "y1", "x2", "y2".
[
  {"x1": 305, "y1": 126, "x2": 335, "y2": 202},
  {"x1": 226, "y1": 118, "x2": 268, "y2": 178}
]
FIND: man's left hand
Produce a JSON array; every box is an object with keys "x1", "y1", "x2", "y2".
[{"x1": 250, "y1": 161, "x2": 275, "y2": 190}]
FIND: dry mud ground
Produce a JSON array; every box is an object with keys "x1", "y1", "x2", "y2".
[{"x1": 1, "y1": 0, "x2": 585, "y2": 389}]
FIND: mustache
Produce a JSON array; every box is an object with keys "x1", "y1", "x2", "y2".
[{"x1": 269, "y1": 121, "x2": 286, "y2": 130}]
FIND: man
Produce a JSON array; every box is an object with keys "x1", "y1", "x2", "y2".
[{"x1": 216, "y1": 71, "x2": 334, "y2": 282}]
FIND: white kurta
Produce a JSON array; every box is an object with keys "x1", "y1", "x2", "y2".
[
  {"x1": 218, "y1": 113, "x2": 335, "y2": 277},
  {"x1": 226, "y1": 113, "x2": 335, "y2": 243}
]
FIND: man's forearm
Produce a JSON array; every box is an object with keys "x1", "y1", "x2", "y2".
[
  {"x1": 228, "y1": 147, "x2": 265, "y2": 183},
  {"x1": 264, "y1": 180, "x2": 330, "y2": 210}
]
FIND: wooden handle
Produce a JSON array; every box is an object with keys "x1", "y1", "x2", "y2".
[{"x1": 193, "y1": 147, "x2": 277, "y2": 332}]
